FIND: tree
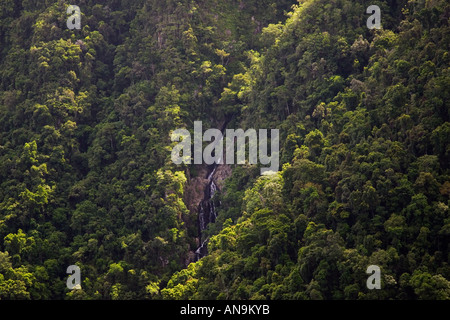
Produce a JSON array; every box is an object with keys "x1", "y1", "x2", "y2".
[{"x1": 410, "y1": 269, "x2": 450, "y2": 300}]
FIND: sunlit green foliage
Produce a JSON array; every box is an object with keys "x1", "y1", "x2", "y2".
[{"x1": 0, "y1": 0, "x2": 448, "y2": 300}]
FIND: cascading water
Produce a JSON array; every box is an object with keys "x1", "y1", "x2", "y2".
[
  {"x1": 195, "y1": 162, "x2": 219, "y2": 260},
  {"x1": 194, "y1": 119, "x2": 231, "y2": 261},
  {"x1": 194, "y1": 138, "x2": 224, "y2": 260}
]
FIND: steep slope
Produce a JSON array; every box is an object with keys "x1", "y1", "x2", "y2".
[{"x1": 0, "y1": 0, "x2": 448, "y2": 300}]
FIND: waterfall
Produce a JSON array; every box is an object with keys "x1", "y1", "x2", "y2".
[
  {"x1": 195, "y1": 164, "x2": 219, "y2": 260},
  {"x1": 194, "y1": 121, "x2": 229, "y2": 261}
]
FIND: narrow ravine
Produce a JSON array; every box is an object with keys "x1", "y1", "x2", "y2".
[
  {"x1": 194, "y1": 163, "x2": 219, "y2": 260},
  {"x1": 194, "y1": 119, "x2": 231, "y2": 261}
]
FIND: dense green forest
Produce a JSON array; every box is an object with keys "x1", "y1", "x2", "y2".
[{"x1": 0, "y1": 0, "x2": 449, "y2": 300}]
